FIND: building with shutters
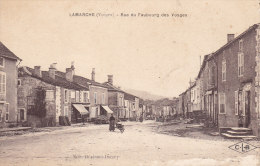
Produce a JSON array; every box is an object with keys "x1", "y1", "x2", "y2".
[
  {"x1": 0, "y1": 42, "x2": 22, "y2": 127},
  {"x1": 18, "y1": 64, "x2": 89, "y2": 126},
  {"x1": 178, "y1": 23, "x2": 260, "y2": 137},
  {"x1": 103, "y1": 75, "x2": 125, "y2": 119},
  {"x1": 216, "y1": 24, "x2": 260, "y2": 137}
]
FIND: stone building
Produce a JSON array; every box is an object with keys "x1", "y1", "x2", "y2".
[
  {"x1": 18, "y1": 64, "x2": 88, "y2": 126},
  {"x1": 103, "y1": 75, "x2": 125, "y2": 119},
  {"x1": 216, "y1": 24, "x2": 260, "y2": 136}
]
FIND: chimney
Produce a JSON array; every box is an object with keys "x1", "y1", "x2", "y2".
[
  {"x1": 34, "y1": 66, "x2": 42, "y2": 77},
  {"x1": 65, "y1": 62, "x2": 75, "y2": 82},
  {"x1": 91, "y1": 68, "x2": 95, "y2": 81},
  {"x1": 49, "y1": 63, "x2": 57, "y2": 79},
  {"x1": 227, "y1": 34, "x2": 235, "y2": 43},
  {"x1": 66, "y1": 68, "x2": 73, "y2": 82},
  {"x1": 108, "y1": 75, "x2": 113, "y2": 85}
]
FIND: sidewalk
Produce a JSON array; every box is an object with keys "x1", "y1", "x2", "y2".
[{"x1": 0, "y1": 127, "x2": 31, "y2": 133}]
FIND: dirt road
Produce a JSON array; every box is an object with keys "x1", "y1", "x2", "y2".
[{"x1": 0, "y1": 121, "x2": 259, "y2": 166}]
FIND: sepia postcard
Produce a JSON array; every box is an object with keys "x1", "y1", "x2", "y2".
[{"x1": 0, "y1": 0, "x2": 260, "y2": 166}]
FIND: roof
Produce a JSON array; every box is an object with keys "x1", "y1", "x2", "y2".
[
  {"x1": 124, "y1": 92, "x2": 136, "y2": 101},
  {"x1": 19, "y1": 66, "x2": 88, "y2": 90},
  {"x1": 103, "y1": 82, "x2": 124, "y2": 92},
  {"x1": 197, "y1": 54, "x2": 210, "y2": 78},
  {"x1": 55, "y1": 71, "x2": 108, "y2": 89},
  {"x1": 0, "y1": 42, "x2": 22, "y2": 61},
  {"x1": 208, "y1": 23, "x2": 259, "y2": 61}
]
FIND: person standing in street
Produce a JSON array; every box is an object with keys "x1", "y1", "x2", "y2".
[{"x1": 109, "y1": 114, "x2": 115, "y2": 131}]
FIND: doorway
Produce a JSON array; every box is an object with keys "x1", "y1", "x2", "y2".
[{"x1": 244, "y1": 91, "x2": 251, "y2": 128}]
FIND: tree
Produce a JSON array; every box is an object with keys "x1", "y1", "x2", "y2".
[{"x1": 33, "y1": 86, "x2": 47, "y2": 118}]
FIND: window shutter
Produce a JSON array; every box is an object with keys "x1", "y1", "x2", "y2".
[
  {"x1": 238, "y1": 53, "x2": 241, "y2": 76},
  {"x1": 0, "y1": 74, "x2": 2, "y2": 93},
  {"x1": 241, "y1": 53, "x2": 244, "y2": 74},
  {"x1": 235, "y1": 91, "x2": 238, "y2": 115},
  {"x1": 242, "y1": 91, "x2": 245, "y2": 115}
]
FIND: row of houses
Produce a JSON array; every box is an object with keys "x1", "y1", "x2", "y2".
[
  {"x1": 178, "y1": 23, "x2": 260, "y2": 137},
  {"x1": 0, "y1": 41, "x2": 144, "y2": 127},
  {"x1": 143, "y1": 98, "x2": 179, "y2": 121}
]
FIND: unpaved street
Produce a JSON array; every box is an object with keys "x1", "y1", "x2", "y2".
[{"x1": 0, "y1": 121, "x2": 259, "y2": 166}]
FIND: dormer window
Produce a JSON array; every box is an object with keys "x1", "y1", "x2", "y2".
[{"x1": 0, "y1": 57, "x2": 5, "y2": 67}]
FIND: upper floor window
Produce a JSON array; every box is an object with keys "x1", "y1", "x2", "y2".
[
  {"x1": 239, "y1": 40, "x2": 243, "y2": 52},
  {"x1": 83, "y1": 92, "x2": 88, "y2": 103},
  {"x1": 94, "y1": 92, "x2": 97, "y2": 104},
  {"x1": 238, "y1": 52, "x2": 244, "y2": 77},
  {"x1": 71, "y1": 91, "x2": 76, "y2": 99},
  {"x1": 0, "y1": 57, "x2": 5, "y2": 67},
  {"x1": 46, "y1": 90, "x2": 54, "y2": 101},
  {"x1": 257, "y1": 41, "x2": 260, "y2": 53},
  {"x1": 64, "y1": 89, "x2": 69, "y2": 103},
  {"x1": 0, "y1": 109, "x2": 2, "y2": 122},
  {"x1": 76, "y1": 91, "x2": 79, "y2": 102},
  {"x1": 0, "y1": 71, "x2": 6, "y2": 95},
  {"x1": 102, "y1": 93, "x2": 105, "y2": 104},
  {"x1": 222, "y1": 59, "x2": 226, "y2": 81},
  {"x1": 208, "y1": 66, "x2": 215, "y2": 85}
]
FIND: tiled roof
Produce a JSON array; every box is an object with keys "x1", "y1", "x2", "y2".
[
  {"x1": 124, "y1": 92, "x2": 136, "y2": 101},
  {"x1": 208, "y1": 23, "x2": 260, "y2": 60},
  {"x1": 0, "y1": 42, "x2": 22, "y2": 61},
  {"x1": 103, "y1": 82, "x2": 124, "y2": 92},
  {"x1": 19, "y1": 67, "x2": 88, "y2": 90},
  {"x1": 55, "y1": 71, "x2": 108, "y2": 89}
]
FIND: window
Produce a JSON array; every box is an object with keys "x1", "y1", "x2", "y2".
[
  {"x1": 94, "y1": 92, "x2": 97, "y2": 104},
  {"x1": 64, "y1": 106, "x2": 68, "y2": 116},
  {"x1": 76, "y1": 91, "x2": 79, "y2": 102},
  {"x1": 5, "y1": 103, "x2": 9, "y2": 121},
  {"x1": 45, "y1": 90, "x2": 54, "y2": 101},
  {"x1": 258, "y1": 92, "x2": 260, "y2": 119},
  {"x1": 64, "y1": 89, "x2": 68, "y2": 103},
  {"x1": 0, "y1": 109, "x2": 2, "y2": 122},
  {"x1": 219, "y1": 93, "x2": 226, "y2": 114},
  {"x1": 235, "y1": 91, "x2": 238, "y2": 115},
  {"x1": 71, "y1": 91, "x2": 75, "y2": 99},
  {"x1": 87, "y1": 92, "x2": 89, "y2": 102},
  {"x1": 83, "y1": 92, "x2": 87, "y2": 103},
  {"x1": 257, "y1": 42, "x2": 260, "y2": 53},
  {"x1": 20, "y1": 109, "x2": 25, "y2": 121},
  {"x1": 18, "y1": 79, "x2": 22, "y2": 86},
  {"x1": 102, "y1": 93, "x2": 105, "y2": 104},
  {"x1": 239, "y1": 40, "x2": 243, "y2": 52},
  {"x1": 238, "y1": 52, "x2": 244, "y2": 77},
  {"x1": 211, "y1": 66, "x2": 215, "y2": 84},
  {"x1": 0, "y1": 57, "x2": 4, "y2": 67},
  {"x1": 119, "y1": 96, "x2": 123, "y2": 106},
  {"x1": 0, "y1": 72, "x2": 6, "y2": 95},
  {"x1": 222, "y1": 59, "x2": 226, "y2": 81}
]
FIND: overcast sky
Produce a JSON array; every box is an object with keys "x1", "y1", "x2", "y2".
[{"x1": 0, "y1": 0, "x2": 259, "y2": 98}]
